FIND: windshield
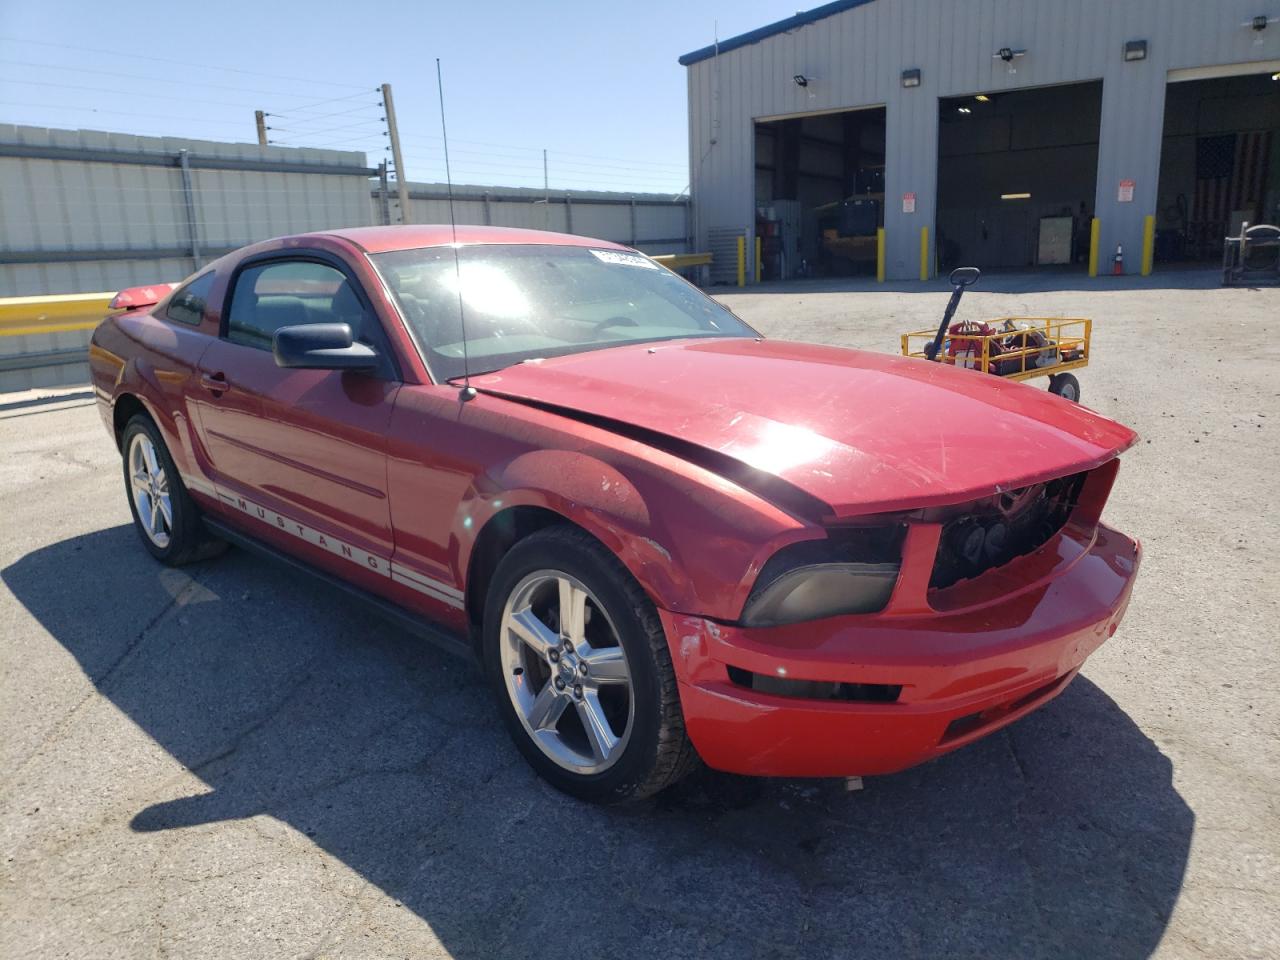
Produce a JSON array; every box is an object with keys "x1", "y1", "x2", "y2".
[{"x1": 369, "y1": 244, "x2": 757, "y2": 380}]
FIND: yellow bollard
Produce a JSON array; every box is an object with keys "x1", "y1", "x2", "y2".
[
  {"x1": 919, "y1": 226, "x2": 929, "y2": 281},
  {"x1": 876, "y1": 228, "x2": 885, "y2": 283},
  {"x1": 755, "y1": 235, "x2": 762, "y2": 283},
  {"x1": 1088, "y1": 217, "x2": 1100, "y2": 277},
  {"x1": 736, "y1": 236, "x2": 745, "y2": 287},
  {"x1": 1141, "y1": 215, "x2": 1155, "y2": 276}
]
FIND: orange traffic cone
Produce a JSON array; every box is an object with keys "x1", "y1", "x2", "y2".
[{"x1": 1112, "y1": 243, "x2": 1124, "y2": 275}]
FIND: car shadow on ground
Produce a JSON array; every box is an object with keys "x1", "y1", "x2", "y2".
[{"x1": 4, "y1": 525, "x2": 1192, "y2": 960}]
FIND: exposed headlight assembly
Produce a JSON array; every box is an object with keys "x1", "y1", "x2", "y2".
[{"x1": 740, "y1": 527, "x2": 904, "y2": 627}]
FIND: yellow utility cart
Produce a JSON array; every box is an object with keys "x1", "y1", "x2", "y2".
[{"x1": 900, "y1": 267, "x2": 1092, "y2": 402}]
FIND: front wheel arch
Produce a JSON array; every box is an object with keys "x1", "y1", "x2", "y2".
[
  {"x1": 464, "y1": 505, "x2": 569, "y2": 640},
  {"x1": 112, "y1": 393, "x2": 148, "y2": 450}
]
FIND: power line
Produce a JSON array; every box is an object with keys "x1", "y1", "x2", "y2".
[
  {"x1": 0, "y1": 99, "x2": 252, "y2": 128},
  {"x1": 278, "y1": 134, "x2": 386, "y2": 149},
  {"x1": 268, "y1": 117, "x2": 383, "y2": 139},
  {"x1": 0, "y1": 35, "x2": 370, "y2": 90},
  {"x1": 0, "y1": 76, "x2": 269, "y2": 112},
  {"x1": 0, "y1": 59, "x2": 367, "y2": 105},
  {"x1": 260, "y1": 89, "x2": 376, "y2": 114},
  {"x1": 268, "y1": 102, "x2": 378, "y2": 125}
]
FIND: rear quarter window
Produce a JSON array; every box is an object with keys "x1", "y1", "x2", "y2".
[{"x1": 165, "y1": 272, "x2": 216, "y2": 326}]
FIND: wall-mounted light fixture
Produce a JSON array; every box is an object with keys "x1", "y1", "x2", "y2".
[
  {"x1": 1000, "y1": 192, "x2": 1031, "y2": 200},
  {"x1": 901, "y1": 68, "x2": 921, "y2": 88},
  {"x1": 793, "y1": 74, "x2": 810, "y2": 87},
  {"x1": 994, "y1": 47, "x2": 1027, "y2": 73},
  {"x1": 1245, "y1": 15, "x2": 1279, "y2": 43},
  {"x1": 1124, "y1": 39, "x2": 1148, "y2": 61},
  {"x1": 975, "y1": 94, "x2": 990, "y2": 102}
]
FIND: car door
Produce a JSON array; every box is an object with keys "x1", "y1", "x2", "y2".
[{"x1": 192, "y1": 252, "x2": 401, "y2": 593}]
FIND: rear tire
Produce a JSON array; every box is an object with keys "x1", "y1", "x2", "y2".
[
  {"x1": 1049, "y1": 373, "x2": 1081, "y2": 402},
  {"x1": 121, "y1": 414, "x2": 225, "y2": 566},
  {"x1": 482, "y1": 526, "x2": 697, "y2": 803}
]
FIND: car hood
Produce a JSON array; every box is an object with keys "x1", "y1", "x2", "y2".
[{"x1": 471, "y1": 337, "x2": 1137, "y2": 518}]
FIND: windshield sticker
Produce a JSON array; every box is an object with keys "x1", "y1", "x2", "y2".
[{"x1": 590, "y1": 249, "x2": 660, "y2": 269}]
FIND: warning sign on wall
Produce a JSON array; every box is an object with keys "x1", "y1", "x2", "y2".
[
  {"x1": 903, "y1": 192, "x2": 916, "y2": 214},
  {"x1": 1118, "y1": 179, "x2": 1135, "y2": 203}
]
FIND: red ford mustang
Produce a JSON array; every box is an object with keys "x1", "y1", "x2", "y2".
[{"x1": 90, "y1": 226, "x2": 1141, "y2": 803}]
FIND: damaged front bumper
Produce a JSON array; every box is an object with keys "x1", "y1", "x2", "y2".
[{"x1": 659, "y1": 522, "x2": 1141, "y2": 778}]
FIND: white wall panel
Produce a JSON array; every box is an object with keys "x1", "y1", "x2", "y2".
[{"x1": 395, "y1": 183, "x2": 689, "y2": 252}]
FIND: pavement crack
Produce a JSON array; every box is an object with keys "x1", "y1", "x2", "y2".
[
  {"x1": 1005, "y1": 726, "x2": 1030, "y2": 782},
  {"x1": 183, "y1": 653, "x2": 324, "y2": 779}
]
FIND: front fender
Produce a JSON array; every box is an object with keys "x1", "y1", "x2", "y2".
[{"x1": 454, "y1": 447, "x2": 810, "y2": 620}]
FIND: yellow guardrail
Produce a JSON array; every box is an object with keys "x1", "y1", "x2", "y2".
[
  {"x1": 650, "y1": 252, "x2": 713, "y2": 272},
  {"x1": 0, "y1": 292, "x2": 118, "y2": 337}
]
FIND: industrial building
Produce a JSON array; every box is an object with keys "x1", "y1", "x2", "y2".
[{"x1": 681, "y1": 0, "x2": 1280, "y2": 281}]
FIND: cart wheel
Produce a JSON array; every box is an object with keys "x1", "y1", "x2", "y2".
[{"x1": 1049, "y1": 373, "x2": 1081, "y2": 402}]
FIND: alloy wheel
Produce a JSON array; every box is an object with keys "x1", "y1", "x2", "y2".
[
  {"x1": 499, "y1": 570, "x2": 634, "y2": 774},
  {"x1": 128, "y1": 432, "x2": 172, "y2": 549}
]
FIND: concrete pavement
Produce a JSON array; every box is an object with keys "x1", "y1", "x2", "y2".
[{"x1": 1, "y1": 271, "x2": 1276, "y2": 959}]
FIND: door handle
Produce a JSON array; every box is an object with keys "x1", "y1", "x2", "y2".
[{"x1": 200, "y1": 372, "x2": 231, "y2": 395}]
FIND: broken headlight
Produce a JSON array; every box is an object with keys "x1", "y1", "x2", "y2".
[{"x1": 740, "y1": 527, "x2": 903, "y2": 627}]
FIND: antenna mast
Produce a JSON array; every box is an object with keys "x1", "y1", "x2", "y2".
[{"x1": 436, "y1": 58, "x2": 475, "y2": 401}]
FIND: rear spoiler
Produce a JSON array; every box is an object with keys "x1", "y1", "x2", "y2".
[{"x1": 109, "y1": 282, "x2": 179, "y2": 311}]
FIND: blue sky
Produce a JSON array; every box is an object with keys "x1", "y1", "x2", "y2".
[{"x1": 0, "y1": 0, "x2": 796, "y2": 195}]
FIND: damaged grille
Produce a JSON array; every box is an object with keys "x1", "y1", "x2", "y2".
[{"x1": 930, "y1": 471, "x2": 1088, "y2": 590}]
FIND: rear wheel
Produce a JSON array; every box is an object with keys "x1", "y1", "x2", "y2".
[
  {"x1": 121, "y1": 414, "x2": 224, "y2": 565},
  {"x1": 483, "y1": 526, "x2": 697, "y2": 803},
  {"x1": 1048, "y1": 372, "x2": 1081, "y2": 402}
]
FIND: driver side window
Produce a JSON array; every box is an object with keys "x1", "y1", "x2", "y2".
[{"x1": 226, "y1": 260, "x2": 373, "y2": 351}]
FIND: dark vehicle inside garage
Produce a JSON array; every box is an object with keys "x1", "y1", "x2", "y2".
[
  {"x1": 936, "y1": 81, "x2": 1102, "y2": 272},
  {"x1": 754, "y1": 105, "x2": 887, "y2": 279}
]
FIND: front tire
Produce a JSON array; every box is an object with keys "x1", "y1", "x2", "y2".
[
  {"x1": 483, "y1": 526, "x2": 697, "y2": 803},
  {"x1": 121, "y1": 414, "x2": 224, "y2": 566}
]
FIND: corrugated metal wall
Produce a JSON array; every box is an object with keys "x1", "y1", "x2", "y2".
[
  {"x1": 0, "y1": 125, "x2": 692, "y2": 301},
  {"x1": 686, "y1": 0, "x2": 1280, "y2": 279},
  {"x1": 380, "y1": 183, "x2": 689, "y2": 255},
  {"x1": 0, "y1": 125, "x2": 690, "y2": 391},
  {"x1": 0, "y1": 124, "x2": 375, "y2": 297}
]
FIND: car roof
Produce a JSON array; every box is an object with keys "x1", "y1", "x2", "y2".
[{"x1": 310, "y1": 224, "x2": 631, "y2": 254}]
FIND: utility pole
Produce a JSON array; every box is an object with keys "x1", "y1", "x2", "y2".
[
  {"x1": 381, "y1": 83, "x2": 411, "y2": 224},
  {"x1": 543, "y1": 149, "x2": 549, "y2": 229},
  {"x1": 254, "y1": 110, "x2": 268, "y2": 147},
  {"x1": 377, "y1": 161, "x2": 391, "y2": 225}
]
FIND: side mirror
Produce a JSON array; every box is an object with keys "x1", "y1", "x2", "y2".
[
  {"x1": 949, "y1": 266, "x2": 981, "y2": 288},
  {"x1": 272, "y1": 323, "x2": 379, "y2": 371}
]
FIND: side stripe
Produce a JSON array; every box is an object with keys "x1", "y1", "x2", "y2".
[{"x1": 211, "y1": 487, "x2": 464, "y2": 609}]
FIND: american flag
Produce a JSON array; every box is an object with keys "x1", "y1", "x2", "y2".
[{"x1": 1194, "y1": 131, "x2": 1273, "y2": 228}]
